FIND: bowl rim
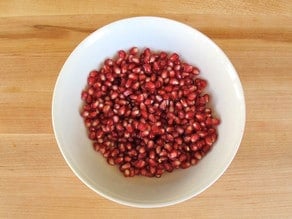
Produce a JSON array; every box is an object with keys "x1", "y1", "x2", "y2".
[{"x1": 52, "y1": 16, "x2": 246, "y2": 208}]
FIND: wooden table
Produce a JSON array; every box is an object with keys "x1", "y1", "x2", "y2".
[{"x1": 1, "y1": 1, "x2": 291, "y2": 218}]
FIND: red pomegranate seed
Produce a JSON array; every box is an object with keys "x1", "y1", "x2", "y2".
[
  {"x1": 169, "y1": 70, "x2": 175, "y2": 77},
  {"x1": 112, "y1": 157, "x2": 123, "y2": 165},
  {"x1": 124, "y1": 155, "x2": 132, "y2": 162},
  {"x1": 123, "y1": 169, "x2": 130, "y2": 177},
  {"x1": 185, "y1": 111, "x2": 195, "y2": 120},
  {"x1": 194, "y1": 152, "x2": 202, "y2": 160},
  {"x1": 188, "y1": 93, "x2": 197, "y2": 101},
  {"x1": 149, "y1": 166, "x2": 156, "y2": 175},
  {"x1": 164, "y1": 163, "x2": 173, "y2": 172},
  {"x1": 212, "y1": 118, "x2": 220, "y2": 125},
  {"x1": 169, "y1": 53, "x2": 179, "y2": 62},
  {"x1": 143, "y1": 63, "x2": 151, "y2": 73},
  {"x1": 191, "y1": 134, "x2": 200, "y2": 143},
  {"x1": 192, "y1": 67, "x2": 200, "y2": 75},
  {"x1": 179, "y1": 154, "x2": 187, "y2": 162},
  {"x1": 145, "y1": 81, "x2": 156, "y2": 92},
  {"x1": 107, "y1": 157, "x2": 115, "y2": 166},
  {"x1": 153, "y1": 62, "x2": 160, "y2": 71},
  {"x1": 191, "y1": 158, "x2": 198, "y2": 165},
  {"x1": 195, "y1": 113, "x2": 205, "y2": 121},
  {"x1": 134, "y1": 160, "x2": 146, "y2": 168},
  {"x1": 202, "y1": 145, "x2": 211, "y2": 153},
  {"x1": 129, "y1": 47, "x2": 138, "y2": 55},
  {"x1": 81, "y1": 47, "x2": 220, "y2": 177},
  {"x1": 118, "y1": 50, "x2": 126, "y2": 59},
  {"x1": 121, "y1": 162, "x2": 131, "y2": 170},
  {"x1": 132, "y1": 67, "x2": 141, "y2": 73},
  {"x1": 138, "y1": 152, "x2": 147, "y2": 159},
  {"x1": 168, "y1": 150, "x2": 178, "y2": 160},
  {"x1": 181, "y1": 162, "x2": 191, "y2": 169},
  {"x1": 172, "y1": 160, "x2": 181, "y2": 168},
  {"x1": 183, "y1": 63, "x2": 193, "y2": 73}
]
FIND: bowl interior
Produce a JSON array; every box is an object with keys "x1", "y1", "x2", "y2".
[{"x1": 52, "y1": 17, "x2": 245, "y2": 208}]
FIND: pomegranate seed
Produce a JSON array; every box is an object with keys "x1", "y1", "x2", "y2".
[
  {"x1": 149, "y1": 166, "x2": 157, "y2": 175},
  {"x1": 193, "y1": 122, "x2": 201, "y2": 131},
  {"x1": 123, "y1": 169, "x2": 130, "y2": 177},
  {"x1": 155, "y1": 95, "x2": 163, "y2": 102},
  {"x1": 88, "y1": 88, "x2": 94, "y2": 95},
  {"x1": 183, "y1": 63, "x2": 193, "y2": 73},
  {"x1": 129, "y1": 168, "x2": 135, "y2": 177},
  {"x1": 185, "y1": 111, "x2": 195, "y2": 120},
  {"x1": 180, "y1": 99, "x2": 188, "y2": 108},
  {"x1": 169, "y1": 53, "x2": 179, "y2": 62},
  {"x1": 191, "y1": 158, "x2": 198, "y2": 165},
  {"x1": 140, "y1": 169, "x2": 147, "y2": 176},
  {"x1": 113, "y1": 66, "x2": 121, "y2": 74},
  {"x1": 206, "y1": 117, "x2": 213, "y2": 126},
  {"x1": 164, "y1": 143, "x2": 172, "y2": 152},
  {"x1": 132, "y1": 67, "x2": 141, "y2": 73},
  {"x1": 202, "y1": 145, "x2": 211, "y2": 153},
  {"x1": 168, "y1": 150, "x2": 178, "y2": 160},
  {"x1": 192, "y1": 67, "x2": 200, "y2": 75},
  {"x1": 161, "y1": 70, "x2": 168, "y2": 79},
  {"x1": 145, "y1": 81, "x2": 156, "y2": 93},
  {"x1": 138, "y1": 146, "x2": 146, "y2": 154},
  {"x1": 153, "y1": 62, "x2": 160, "y2": 71},
  {"x1": 205, "y1": 136, "x2": 214, "y2": 146},
  {"x1": 212, "y1": 118, "x2": 220, "y2": 125},
  {"x1": 179, "y1": 154, "x2": 187, "y2": 162},
  {"x1": 107, "y1": 157, "x2": 115, "y2": 166},
  {"x1": 129, "y1": 47, "x2": 138, "y2": 55},
  {"x1": 123, "y1": 155, "x2": 131, "y2": 162},
  {"x1": 191, "y1": 134, "x2": 200, "y2": 143},
  {"x1": 134, "y1": 160, "x2": 146, "y2": 168},
  {"x1": 172, "y1": 160, "x2": 181, "y2": 168},
  {"x1": 148, "y1": 150, "x2": 156, "y2": 159},
  {"x1": 111, "y1": 115, "x2": 118, "y2": 123},
  {"x1": 81, "y1": 47, "x2": 219, "y2": 177},
  {"x1": 176, "y1": 126, "x2": 184, "y2": 135},
  {"x1": 159, "y1": 149, "x2": 168, "y2": 157},
  {"x1": 181, "y1": 162, "x2": 191, "y2": 169},
  {"x1": 117, "y1": 51, "x2": 126, "y2": 60},
  {"x1": 164, "y1": 163, "x2": 173, "y2": 172},
  {"x1": 82, "y1": 111, "x2": 89, "y2": 118},
  {"x1": 156, "y1": 169, "x2": 164, "y2": 177},
  {"x1": 115, "y1": 157, "x2": 124, "y2": 164},
  {"x1": 169, "y1": 78, "x2": 179, "y2": 85},
  {"x1": 138, "y1": 152, "x2": 147, "y2": 159},
  {"x1": 155, "y1": 145, "x2": 162, "y2": 154},
  {"x1": 194, "y1": 152, "x2": 202, "y2": 160},
  {"x1": 121, "y1": 162, "x2": 131, "y2": 170},
  {"x1": 105, "y1": 59, "x2": 114, "y2": 66},
  {"x1": 195, "y1": 113, "x2": 205, "y2": 121},
  {"x1": 81, "y1": 91, "x2": 88, "y2": 101},
  {"x1": 169, "y1": 70, "x2": 175, "y2": 77},
  {"x1": 94, "y1": 143, "x2": 101, "y2": 151},
  {"x1": 188, "y1": 93, "x2": 196, "y2": 101},
  {"x1": 198, "y1": 131, "x2": 207, "y2": 138},
  {"x1": 158, "y1": 156, "x2": 168, "y2": 163},
  {"x1": 143, "y1": 63, "x2": 151, "y2": 73},
  {"x1": 110, "y1": 148, "x2": 119, "y2": 157},
  {"x1": 185, "y1": 125, "x2": 193, "y2": 134}
]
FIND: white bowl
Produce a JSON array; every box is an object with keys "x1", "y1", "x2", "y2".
[{"x1": 52, "y1": 16, "x2": 245, "y2": 208}]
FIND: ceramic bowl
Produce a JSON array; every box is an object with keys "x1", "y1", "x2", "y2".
[{"x1": 52, "y1": 16, "x2": 245, "y2": 208}]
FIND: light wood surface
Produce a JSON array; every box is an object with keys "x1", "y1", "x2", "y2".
[{"x1": 1, "y1": 1, "x2": 291, "y2": 218}]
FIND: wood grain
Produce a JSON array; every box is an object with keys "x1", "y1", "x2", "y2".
[
  {"x1": 0, "y1": 1, "x2": 292, "y2": 218},
  {"x1": 1, "y1": 0, "x2": 291, "y2": 17}
]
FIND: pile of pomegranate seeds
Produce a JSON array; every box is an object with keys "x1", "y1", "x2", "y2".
[{"x1": 81, "y1": 47, "x2": 220, "y2": 177}]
